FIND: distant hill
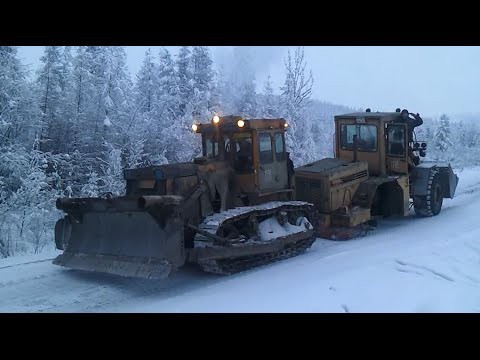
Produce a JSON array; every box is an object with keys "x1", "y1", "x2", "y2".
[{"x1": 451, "y1": 113, "x2": 480, "y2": 123}]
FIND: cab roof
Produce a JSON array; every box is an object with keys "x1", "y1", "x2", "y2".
[
  {"x1": 195, "y1": 115, "x2": 288, "y2": 135},
  {"x1": 335, "y1": 111, "x2": 400, "y2": 123}
]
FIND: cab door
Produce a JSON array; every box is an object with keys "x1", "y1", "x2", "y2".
[
  {"x1": 257, "y1": 132, "x2": 275, "y2": 191},
  {"x1": 272, "y1": 132, "x2": 288, "y2": 189},
  {"x1": 386, "y1": 123, "x2": 409, "y2": 174}
]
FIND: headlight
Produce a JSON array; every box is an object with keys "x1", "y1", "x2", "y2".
[
  {"x1": 284, "y1": 122, "x2": 289, "y2": 128},
  {"x1": 192, "y1": 124, "x2": 198, "y2": 132},
  {"x1": 213, "y1": 115, "x2": 220, "y2": 124},
  {"x1": 237, "y1": 119, "x2": 245, "y2": 128}
]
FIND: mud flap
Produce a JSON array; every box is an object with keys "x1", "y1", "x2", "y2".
[
  {"x1": 447, "y1": 166, "x2": 459, "y2": 198},
  {"x1": 412, "y1": 162, "x2": 459, "y2": 199},
  {"x1": 53, "y1": 201, "x2": 185, "y2": 279}
]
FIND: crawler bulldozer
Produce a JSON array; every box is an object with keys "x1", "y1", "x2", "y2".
[
  {"x1": 54, "y1": 116, "x2": 315, "y2": 279},
  {"x1": 294, "y1": 109, "x2": 459, "y2": 240}
]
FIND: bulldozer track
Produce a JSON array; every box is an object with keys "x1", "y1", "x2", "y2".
[
  {"x1": 196, "y1": 201, "x2": 313, "y2": 240},
  {"x1": 197, "y1": 235, "x2": 316, "y2": 275},
  {"x1": 195, "y1": 201, "x2": 316, "y2": 274}
]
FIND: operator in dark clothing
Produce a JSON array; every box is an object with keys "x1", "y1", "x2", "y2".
[
  {"x1": 397, "y1": 109, "x2": 423, "y2": 166},
  {"x1": 399, "y1": 109, "x2": 423, "y2": 144},
  {"x1": 236, "y1": 138, "x2": 253, "y2": 172}
]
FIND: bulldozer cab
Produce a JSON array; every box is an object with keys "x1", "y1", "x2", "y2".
[
  {"x1": 194, "y1": 116, "x2": 291, "y2": 197},
  {"x1": 335, "y1": 112, "x2": 411, "y2": 176}
]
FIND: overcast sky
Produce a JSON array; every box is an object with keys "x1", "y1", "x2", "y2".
[{"x1": 17, "y1": 46, "x2": 480, "y2": 118}]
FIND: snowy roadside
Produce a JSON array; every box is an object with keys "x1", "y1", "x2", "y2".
[
  {"x1": 0, "y1": 166, "x2": 479, "y2": 313},
  {"x1": 108, "y1": 166, "x2": 480, "y2": 313},
  {"x1": 0, "y1": 248, "x2": 60, "y2": 269}
]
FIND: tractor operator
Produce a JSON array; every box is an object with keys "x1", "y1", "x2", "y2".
[
  {"x1": 397, "y1": 109, "x2": 423, "y2": 143},
  {"x1": 236, "y1": 138, "x2": 253, "y2": 172},
  {"x1": 396, "y1": 109, "x2": 423, "y2": 166}
]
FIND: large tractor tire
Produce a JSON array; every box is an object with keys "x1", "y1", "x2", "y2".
[{"x1": 414, "y1": 168, "x2": 443, "y2": 217}]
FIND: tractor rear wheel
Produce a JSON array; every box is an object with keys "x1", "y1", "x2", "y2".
[{"x1": 414, "y1": 169, "x2": 443, "y2": 217}]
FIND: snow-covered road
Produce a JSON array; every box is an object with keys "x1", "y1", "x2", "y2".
[{"x1": 1, "y1": 167, "x2": 480, "y2": 313}]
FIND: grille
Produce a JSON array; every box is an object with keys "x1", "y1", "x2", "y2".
[{"x1": 339, "y1": 170, "x2": 368, "y2": 184}]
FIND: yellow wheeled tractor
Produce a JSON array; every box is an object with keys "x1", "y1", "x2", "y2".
[
  {"x1": 294, "y1": 109, "x2": 459, "y2": 240},
  {"x1": 54, "y1": 116, "x2": 315, "y2": 279}
]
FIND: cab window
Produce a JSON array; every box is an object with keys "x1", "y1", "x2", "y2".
[
  {"x1": 340, "y1": 124, "x2": 377, "y2": 152},
  {"x1": 233, "y1": 134, "x2": 253, "y2": 173},
  {"x1": 204, "y1": 138, "x2": 219, "y2": 158},
  {"x1": 274, "y1": 133, "x2": 286, "y2": 161},
  {"x1": 259, "y1": 133, "x2": 273, "y2": 164},
  {"x1": 388, "y1": 125, "x2": 406, "y2": 157},
  {"x1": 223, "y1": 135, "x2": 232, "y2": 160}
]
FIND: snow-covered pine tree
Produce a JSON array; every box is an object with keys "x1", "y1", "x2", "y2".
[
  {"x1": 164, "y1": 46, "x2": 216, "y2": 163},
  {"x1": 0, "y1": 147, "x2": 63, "y2": 256},
  {"x1": 433, "y1": 114, "x2": 454, "y2": 160},
  {"x1": 214, "y1": 64, "x2": 235, "y2": 115},
  {"x1": 83, "y1": 46, "x2": 133, "y2": 153},
  {"x1": 176, "y1": 46, "x2": 193, "y2": 117},
  {"x1": 225, "y1": 47, "x2": 258, "y2": 117},
  {"x1": 259, "y1": 75, "x2": 277, "y2": 118},
  {"x1": 157, "y1": 47, "x2": 181, "y2": 120},
  {"x1": 191, "y1": 46, "x2": 214, "y2": 119},
  {"x1": 36, "y1": 46, "x2": 67, "y2": 152},
  {"x1": 57, "y1": 46, "x2": 76, "y2": 153},
  {"x1": 156, "y1": 47, "x2": 185, "y2": 162},
  {"x1": 208, "y1": 66, "x2": 224, "y2": 116},
  {"x1": 134, "y1": 48, "x2": 158, "y2": 116},
  {"x1": 235, "y1": 80, "x2": 257, "y2": 118},
  {"x1": 132, "y1": 48, "x2": 160, "y2": 160},
  {"x1": 0, "y1": 46, "x2": 37, "y2": 148},
  {"x1": 280, "y1": 47, "x2": 315, "y2": 166},
  {"x1": 424, "y1": 126, "x2": 433, "y2": 144},
  {"x1": 456, "y1": 120, "x2": 466, "y2": 147},
  {"x1": 70, "y1": 46, "x2": 94, "y2": 153}
]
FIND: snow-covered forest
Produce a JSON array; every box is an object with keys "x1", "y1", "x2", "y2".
[{"x1": 0, "y1": 46, "x2": 476, "y2": 258}]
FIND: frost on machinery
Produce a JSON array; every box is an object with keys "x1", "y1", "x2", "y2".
[
  {"x1": 294, "y1": 108, "x2": 459, "y2": 240},
  {"x1": 53, "y1": 116, "x2": 316, "y2": 279},
  {"x1": 53, "y1": 109, "x2": 460, "y2": 280}
]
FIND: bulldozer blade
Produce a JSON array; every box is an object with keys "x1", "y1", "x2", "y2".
[
  {"x1": 53, "y1": 252, "x2": 172, "y2": 279},
  {"x1": 53, "y1": 197, "x2": 185, "y2": 279}
]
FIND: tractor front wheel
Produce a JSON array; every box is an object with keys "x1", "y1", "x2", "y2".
[{"x1": 414, "y1": 169, "x2": 443, "y2": 217}]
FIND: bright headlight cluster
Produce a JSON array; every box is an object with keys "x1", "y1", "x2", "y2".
[
  {"x1": 192, "y1": 124, "x2": 198, "y2": 132},
  {"x1": 237, "y1": 120, "x2": 245, "y2": 128},
  {"x1": 213, "y1": 115, "x2": 220, "y2": 124}
]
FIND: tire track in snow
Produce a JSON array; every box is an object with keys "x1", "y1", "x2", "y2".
[
  {"x1": 395, "y1": 267, "x2": 424, "y2": 276},
  {"x1": 395, "y1": 259, "x2": 454, "y2": 282}
]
